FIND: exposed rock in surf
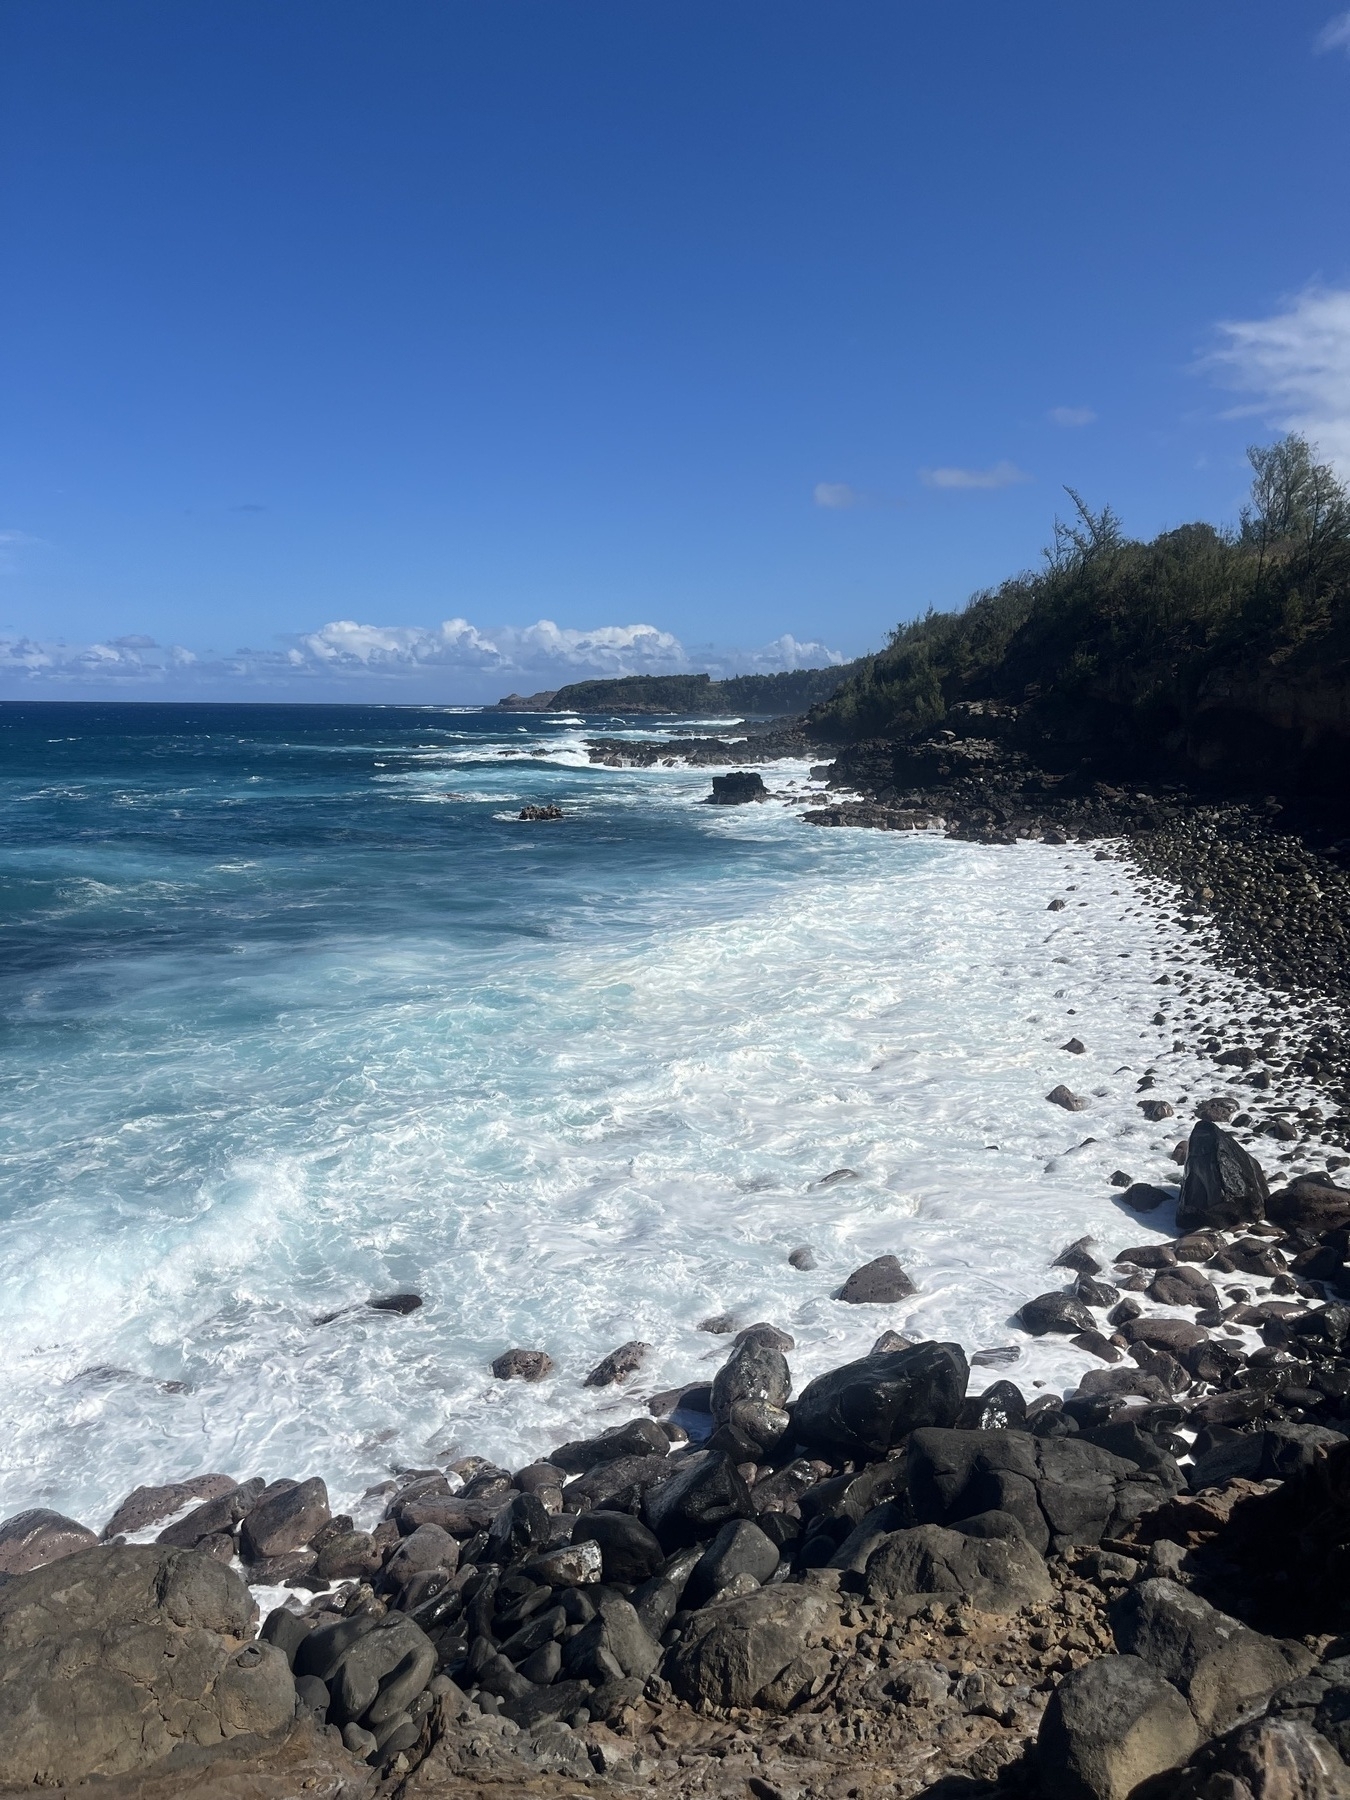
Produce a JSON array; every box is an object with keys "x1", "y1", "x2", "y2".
[
  {"x1": 837, "y1": 1255, "x2": 916, "y2": 1304},
  {"x1": 491, "y1": 1348, "x2": 555, "y2": 1381}
]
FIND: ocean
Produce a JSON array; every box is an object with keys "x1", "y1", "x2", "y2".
[{"x1": 0, "y1": 701, "x2": 1285, "y2": 1535}]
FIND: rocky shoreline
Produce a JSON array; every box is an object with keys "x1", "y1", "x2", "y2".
[
  {"x1": 4, "y1": 733, "x2": 1350, "y2": 1797},
  {"x1": 3, "y1": 1098, "x2": 1350, "y2": 1798}
]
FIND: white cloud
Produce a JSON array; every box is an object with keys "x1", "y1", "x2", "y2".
[
  {"x1": 1315, "y1": 10, "x2": 1350, "y2": 53},
  {"x1": 920, "y1": 460, "x2": 1031, "y2": 491},
  {"x1": 0, "y1": 613, "x2": 845, "y2": 698},
  {"x1": 1048, "y1": 406, "x2": 1096, "y2": 428},
  {"x1": 1207, "y1": 283, "x2": 1350, "y2": 474},
  {"x1": 813, "y1": 481, "x2": 862, "y2": 509}
]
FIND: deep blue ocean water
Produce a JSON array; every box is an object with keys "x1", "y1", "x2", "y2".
[{"x1": 0, "y1": 701, "x2": 1238, "y2": 1533}]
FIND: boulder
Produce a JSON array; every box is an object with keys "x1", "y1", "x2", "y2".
[
  {"x1": 570, "y1": 1510, "x2": 666, "y2": 1583},
  {"x1": 957, "y1": 1380, "x2": 1027, "y2": 1432},
  {"x1": 1036, "y1": 1654, "x2": 1200, "y2": 1800},
  {"x1": 708, "y1": 1334, "x2": 791, "y2": 1455},
  {"x1": 0, "y1": 1508, "x2": 97, "y2": 1574},
  {"x1": 101, "y1": 1475, "x2": 237, "y2": 1540},
  {"x1": 641, "y1": 1450, "x2": 752, "y2": 1549},
  {"x1": 1054, "y1": 1236, "x2": 1102, "y2": 1274},
  {"x1": 327, "y1": 1611, "x2": 436, "y2": 1729},
  {"x1": 1110, "y1": 1579, "x2": 1312, "y2": 1734},
  {"x1": 907, "y1": 1427, "x2": 1179, "y2": 1555},
  {"x1": 1121, "y1": 1182, "x2": 1172, "y2": 1212},
  {"x1": 1048, "y1": 1085, "x2": 1089, "y2": 1111},
  {"x1": 664, "y1": 1583, "x2": 834, "y2": 1710},
  {"x1": 239, "y1": 1477, "x2": 330, "y2": 1563},
  {"x1": 707, "y1": 771, "x2": 766, "y2": 804},
  {"x1": 1019, "y1": 1291, "x2": 1096, "y2": 1336},
  {"x1": 837, "y1": 1255, "x2": 916, "y2": 1304},
  {"x1": 548, "y1": 1415, "x2": 670, "y2": 1474},
  {"x1": 863, "y1": 1523, "x2": 1054, "y2": 1614},
  {"x1": 561, "y1": 1595, "x2": 659, "y2": 1684},
  {"x1": 0, "y1": 1544, "x2": 295, "y2": 1785},
  {"x1": 584, "y1": 1340, "x2": 651, "y2": 1387},
  {"x1": 315, "y1": 1529, "x2": 383, "y2": 1582},
  {"x1": 491, "y1": 1348, "x2": 554, "y2": 1381},
  {"x1": 519, "y1": 1539, "x2": 604, "y2": 1587},
  {"x1": 685, "y1": 1519, "x2": 781, "y2": 1606},
  {"x1": 156, "y1": 1478, "x2": 265, "y2": 1549},
  {"x1": 1268, "y1": 1179, "x2": 1350, "y2": 1232},
  {"x1": 484, "y1": 1491, "x2": 552, "y2": 1563},
  {"x1": 565, "y1": 1452, "x2": 674, "y2": 1514},
  {"x1": 1161, "y1": 1713, "x2": 1350, "y2": 1800},
  {"x1": 791, "y1": 1341, "x2": 968, "y2": 1462},
  {"x1": 1177, "y1": 1121, "x2": 1269, "y2": 1232}
]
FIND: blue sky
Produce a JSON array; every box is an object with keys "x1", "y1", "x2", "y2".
[{"x1": 3, "y1": 1, "x2": 1350, "y2": 701}]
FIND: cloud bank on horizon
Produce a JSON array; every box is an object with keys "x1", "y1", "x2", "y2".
[{"x1": 0, "y1": 614, "x2": 846, "y2": 701}]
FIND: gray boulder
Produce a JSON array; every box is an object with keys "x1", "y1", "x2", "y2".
[
  {"x1": 327, "y1": 1611, "x2": 436, "y2": 1730},
  {"x1": 685, "y1": 1518, "x2": 781, "y2": 1606},
  {"x1": 838, "y1": 1255, "x2": 916, "y2": 1303},
  {"x1": 0, "y1": 1544, "x2": 294, "y2": 1785},
  {"x1": 1161, "y1": 1713, "x2": 1350, "y2": 1800},
  {"x1": 710, "y1": 1333, "x2": 791, "y2": 1455},
  {"x1": 561, "y1": 1594, "x2": 659, "y2": 1684},
  {"x1": 1037, "y1": 1654, "x2": 1200, "y2": 1800},
  {"x1": 863, "y1": 1523, "x2": 1054, "y2": 1614},
  {"x1": 1110, "y1": 1579, "x2": 1312, "y2": 1734},
  {"x1": 665, "y1": 1583, "x2": 834, "y2": 1710},
  {"x1": 791, "y1": 1341, "x2": 969, "y2": 1461},
  {"x1": 156, "y1": 1477, "x2": 265, "y2": 1548},
  {"x1": 584, "y1": 1340, "x2": 650, "y2": 1387},
  {"x1": 0, "y1": 1508, "x2": 97, "y2": 1573},
  {"x1": 1177, "y1": 1121, "x2": 1269, "y2": 1232},
  {"x1": 101, "y1": 1475, "x2": 237, "y2": 1539},
  {"x1": 907, "y1": 1427, "x2": 1180, "y2": 1555},
  {"x1": 239, "y1": 1476, "x2": 330, "y2": 1562}
]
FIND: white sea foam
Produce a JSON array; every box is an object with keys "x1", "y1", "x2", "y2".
[{"x1": 0, "y1": 755, "x2": 1327, "y2": 1537}]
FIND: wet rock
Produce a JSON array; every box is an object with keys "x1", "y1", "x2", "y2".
[
  {"x1": 491, "y1": 1347, "x2": 554, "y2": 1381},
  {"x1": 565, "y1": 1451, "x2": 674, "y2": 1514},
  {"x1": 788, "y1": 1245, "x2": 817, "y2": 1270},
  {"x1": 664, "y1": 1582, "x2": 833, "y2": 1710},
  {"x1": 153, "y1": 1478, "x2": 265, "y2": 1549},
  {"x1": 1121, "y1": 1182, "x2": 1172, "y2": 1212},
  {"x1": 1196, "y1": 1096, "x2": 1240, "y2": 1123},
  {"x1": 871, "y1": 1328, "x2": 917, "y2": 1353},
  {"x1": 311, "y1": 1530, "x2": 380, "y2": 1584},
  {"x1": 101, "y1": 1475, "x2": 237, "y2": 1540},
  {"x1": 368, "y1": 1292, "x2": 423, "y2": 1314},
  {"x1": 1055, "y1": 1236, "x2": 1103, "y2": 1275},
  {"x1": 957, "y1": 1379, "x2": 1027, "y2": 1432},
  {"x1": 519, "y1": 1539, "x2": 604, "y2": 1587},
  {"x1": 583, "y1": 1340, "x2": 650, "y2": 1387},
  {"x1": 792, "y1": 1341, "x2": 968, "y2": 1461},
  {"x1": 1076, "y1": 1276, "x2": 1122, "y2": 1308},
  {"x1": 863, "y1": 1522, "x2": 1054, "y2": 1614},
  {"x1": 1119, "y1": 1317, "x2": 1210, "y2": 1355},
  {"x1": 1111, "y1": 1579, "x2": 1312, "y2": 1734},
  {"x1": 1063, "y1": 1037, "x2": 1087, "y2": 1053},
  {"x1": 1268, "y1": 1178, "x2": 1350, "y2": 1232},
  {"x1": 1019, "y1": 1291, "x2": 1096, "y2": 1335},
  {"x1": 240, "y1": 1477, "x2": 330, "y2": 1563},
  {"x1": 1036, "y1": 1653, "x2": 1200, "y2": 1800},
  {"x1": 518, "y1": 804, "x2": 563, "y2": 821},
  {"x1": 815, "y1": 1167, "x2": 861, "y2": 1187},
  {"x1": 1139, "y1": 1099, "x2": 1176, "y2": 1122},
  {"x1": 549, "y1": 1416, "x2": 670, "y2": 1476},
  {"x1": 570, "y1": 1510, "x2": 665, "y2": 1583},
  {"x1": 710, "y1": 1332, "x2": 791, "y2": 1455},
  {"x1": 1177, "y1": 1120, "x2": 1269, "y2": 1233},
  {"x1": 484, "y1": 1491, "x2": 552, "y2": 1563},
  {"x1": 707, "y1": 771, "x2": 767, "y2": 804},
  {"x1": 837, "y1": 1254, "x2": 916, "y2": 1303},
  {"x1": 1048, "y1": 1084, "x2": 1089, "y2": 1111},
  {"x1": 0, "y1": 1508, "x2": 98, "y2": 1575},
  {"x1": 0, "y1": 1544, "x2": 295, "y2": 1784},
  {"x1": 972, "y1": 1344, "x2": 1021, "y2": 1368},
  {"x1": 698, "y1": 1313, "x2": 737, "y2": 1334},
  {"x1": 642, "y1": 1450, "x2": 752, "y2": 1550},
  {"x1": 1149, "y1": 1265, "x2": 1221, "y2": 1310}
]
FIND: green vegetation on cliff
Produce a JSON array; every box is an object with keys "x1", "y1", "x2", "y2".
[
  {"x1": 548, "y1": 662, "x2": 861, "y2": 715},
  {"x1": 807, "y1": 436, "x2": 1350, "y2": 794}
]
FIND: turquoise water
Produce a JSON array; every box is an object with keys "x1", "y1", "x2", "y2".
[{"x1": 0, "y1": 702, "x2": 1244, "y2": 1532}]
